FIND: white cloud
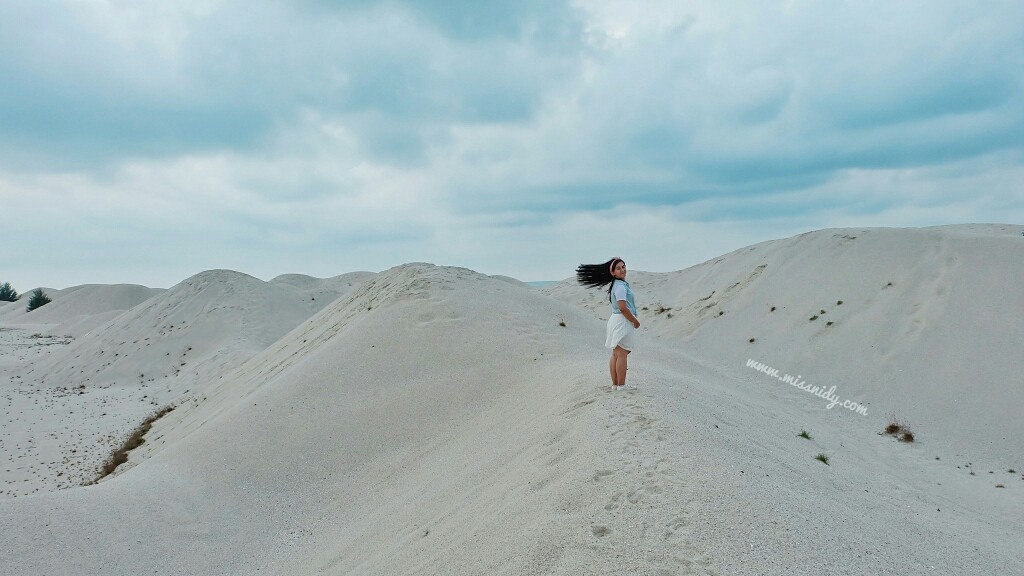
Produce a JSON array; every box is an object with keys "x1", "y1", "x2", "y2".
[{"x1": 1, "y1": 0, "x2": 1022, "y2": 289}]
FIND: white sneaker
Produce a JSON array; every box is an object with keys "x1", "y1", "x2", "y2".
[{"x1": 624, "y1": 383, "x2": 637, "y2": 390}]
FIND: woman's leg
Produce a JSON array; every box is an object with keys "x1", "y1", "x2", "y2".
[
  {"x1": 613, "y1": 346, "x2": 630, "y2": 386},
  {"x1": 621, "y1": 349, "x2": 632, "y2": 387},
  {"x1": 609, "y1": 352, "x2": 616, "y2": 385}
]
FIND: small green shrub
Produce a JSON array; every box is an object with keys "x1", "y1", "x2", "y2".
[
  {"x1": 798, "y1": 429, "x2": 811, "y2": 439},
  {"x1": 0, "y1": 282, "x2": 18, "y2": 302},
  {"x1": 815, "y1": 453, "x2": 830, "y2": 465},
  {"x1": 26, "y1": 288, "x2": 51, "y2": 312}
]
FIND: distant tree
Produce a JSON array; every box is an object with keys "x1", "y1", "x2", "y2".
[
  {"x1": 26, "y1": 288, "x2": 52, "y2": 312},
  {"x1": 0, "y1": 282, "x2": 17, "y2": 302}
]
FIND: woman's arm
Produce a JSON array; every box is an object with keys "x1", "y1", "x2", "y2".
[{"x1": 618, "y1": 300, "x2": 640, "y2": 328}]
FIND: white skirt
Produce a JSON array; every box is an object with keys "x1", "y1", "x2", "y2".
[{"x1": 605, "y1": 314, "x2": 636, "y2": 350}]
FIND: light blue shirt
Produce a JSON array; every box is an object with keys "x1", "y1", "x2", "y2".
[{"x1": 609, "y1": 279, "x2": 637, "y2": 316}]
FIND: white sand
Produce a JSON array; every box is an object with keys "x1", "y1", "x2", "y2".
[
  {"x1": 0, "y1": 269, "x2": 374, "y2": 496},
  {"x1": 544, "y1": 224, "x2": 1024, "y2": 466},
  {"x1": 1, "y1": 226, "x2": 1021, "y2": 575}
]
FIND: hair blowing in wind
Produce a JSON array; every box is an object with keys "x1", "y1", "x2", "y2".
[{"x1": 576, "y1": 258, "x2": 622, "y2": 289}]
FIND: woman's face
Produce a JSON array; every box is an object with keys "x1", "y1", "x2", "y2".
[{"x1": 612, "y1": 261, "x2": 627, "y2": 279}]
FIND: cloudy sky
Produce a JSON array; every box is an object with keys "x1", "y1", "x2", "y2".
[{"x1": 2, "y1": 0, "x2": 1022, "y2": 289}]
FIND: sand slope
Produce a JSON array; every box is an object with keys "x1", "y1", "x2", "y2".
[
  {"x1": 1, "y1": 230, "x2": 1021, "y2": 575},
  {"x1": 270, "y1": 271, "x2": 378, "y2": 300},
  {"x1": 1, "y1": 269, "x2": 374, "y2": 496},
  {"x1": 2, "y1": 264, "x2": 662, "y2": 574},
  {"x1": 545, "y1": 224, "x2": 1024, "y2": 467},
  {"x1": 1, "y1": 283, "x2": 162, "y2": 333},
  {"x1": 0, "y1": 285, "x2": 66, "y2": 323}
]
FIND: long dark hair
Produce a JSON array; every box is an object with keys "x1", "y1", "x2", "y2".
[{"x1": 576, "y1": 257, "x2": 623, "y2": 301}]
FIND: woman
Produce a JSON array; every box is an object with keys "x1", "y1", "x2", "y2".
[{"x1": 576, "y1": 257, "x2": 640, "y2": 389}]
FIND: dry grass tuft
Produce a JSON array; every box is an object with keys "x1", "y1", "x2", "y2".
[
  {"x1": 884, "y1": 414, "x2": 915, "y2": 443},
  {"x1": 92, "y1": 405, "x2": 175, "y2": 482}
]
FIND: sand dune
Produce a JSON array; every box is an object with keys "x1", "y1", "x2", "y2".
[
  {"x1": 0, "y1": 269, "x2": 374, "y2": 497},
  {"x1": 2, "y1": 264, "x2": 630, "y2": 573},
  {"x1": 22, "y1": 269, "x2": 369, "y2": 393},
  {"x1": 270, "y1": 271, "x2": 378, "y2": 297},
  {"x1": 544, "y1": 224, "x2": 1024, "y2": 466},
  {"x1": 7, "y1": 283, "x2": 161, "y2": 322},
  {"x1": 0, "y1": 285, "x2": 65, "y2": 323},
  {"x1": 3, "y1": 283, "x2": 163, "y2": 337},
  {"x1": 1, "y1": 228, "x2": 1021, "y2": 575}
]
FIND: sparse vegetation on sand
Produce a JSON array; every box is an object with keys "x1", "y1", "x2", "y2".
[
  {"x1": 883, "y1": 414, "x2": 915, "y2": 442},
  {"x1": 92, "y1": 405, "x2": 176, "y2": 482},
  {"x1": 815, "y1": 453, "x2": 830, "y2": 465},
  {"x1": 798, "y1": 429, "x2": 812, "y2": 439},
  {"x1": 0, "y1": 281, "x2": 18, "y2": 302},
  {"x1": 26, "y1": 288, "x2": 52, "y2": 312}
]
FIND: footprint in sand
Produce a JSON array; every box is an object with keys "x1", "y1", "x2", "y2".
[{"x1": 565, "y1": 398, "x2": 596, "y2": 414}]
